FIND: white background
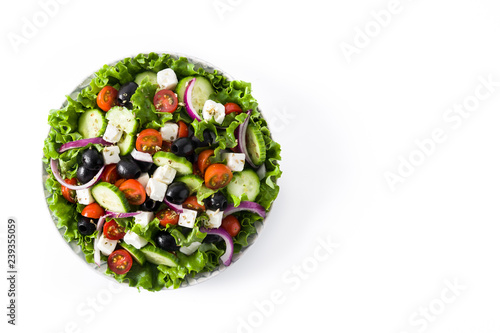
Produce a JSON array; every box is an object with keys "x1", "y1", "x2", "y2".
[{"x1": 1, "y1": 0, "x2": 500, "y2": 332}]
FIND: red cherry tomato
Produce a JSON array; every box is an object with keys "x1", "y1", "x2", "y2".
[
  {"x1": 107, "y1": 249, "x2": 133, "y2": 274},
  {"x1": 97, "y1": 86, "x2": 118, "y2": 112},
  {"x1": 204, "y1": 164, "x2": 233, "y2": 189},
  {"x1": 61, "y1": 178, "x2": 77, "y2": 203},
  {"x1": 136, "y1": 129, "x2": 162, "y2": 154},
  {"x1": 156, "y1": 208, "x2": 179, "y2": 227},
  {"x1": 154, "y1": 89, "x2": 178, "y2": 113},
  {"x1": 103, "y1": 220, "x2": 126, "y2": 240},
  {"x1": 224, "y1": 102, "x2": 242, "y2": 115},
  {"x1": 221, "y1": 215, "x2": 241, "y2": 237},
  {"x1": 197, "y1": 149, "x2": 214, "y2": 175},
  {"x1": 182, "y1": 196, "x2": 205, "y2": 212},
  {"x1": 102, "y1": 164, "x2": 120, "y2": 184},
  {"x1": 178, "y1": 121, "x2": 189, "y2": 138},
  {"x1": 81, "y1": 203, "x2": 105, "y2": 219},
  {"x1": 119, "y1": 179, "x2": 146, "y2": 205}
]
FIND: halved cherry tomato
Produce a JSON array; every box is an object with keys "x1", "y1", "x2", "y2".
[
  {"x1": 178, "y1": 120, "x2": 189, "y2": 138},
  {"x1": 107, "y1": 249, "x2": 132, "y2": 274},
  {"x1": 114, "y1": 178, "x2": 126, "y2": 188},
  {"x1": 97, "y1": 86, "x2": 118, "y2": 112},
  {"x1": 154, "y1": 89, "x2": 178, "y2": 113},
  {"x1": 160, "y1": 140, "x2": 172, "y2": 153},
  {"x1": 205, "y1": 164, "x2": 233, "y2": 189},
  {"x1": 61, "y1": 178, "x2": 77, "y2": 203},
  {"x1": 102, "y1": 164, "x2": 119, "y2": 184},
  {"x1": 224, "y1": 102, "x2": 242, "y2": 115},
  {"x1": 198, "y1": 149, "x2": 214, "y2": 175},
  {"x1": 156, "y1": 208, "x2": 179, "y2": 227},
  {"x1": 81, "y1": 203, "x2": 105, "y2": 219},
  {"x1": 182, "y1": 196, "x2": 205, "y2": 212},
  {"x1": 119, "y1": 179, "x2": 146, "y2": 205},
  {"x1": 136, "y1": 129, "x2": 162, "y2": 153},
  {"x1": 221, "y1": 215, "x2": 241, "y2": 237},
  {"x1": 103, "y1": 220, "x2": 126, "y2": 240}
]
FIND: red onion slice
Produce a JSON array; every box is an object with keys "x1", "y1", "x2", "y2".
[
  {"x1": 94, "y1": 213, "x2": 112, "y2": 266},
  {"x1": 105, "y1": 211, "x2": 142, "y2": 218},
  {"x1": 59, "y1": 137, "x2": 113, "y2": 153},
  {"x1": 163, "y1": 197, "x2": 184, "y2": 214},
  {"x1": 236, "y1": 110, "x2": 257, "y2": 168},
  {"x1": 223, "y1": 201, "x2": 266, "y2": 219},
  {"x1": 184, "y1": 78, "x2": 202, "y2": 121},
  {"x1": 200, "y1": 227, "x2": 234, "y2": 266},
  {"x1": 131, "y1": 149, "x2": 153, "y2": 163},
  {"x1": 50, "y1": 159, "x2": 104, "y2": 190}
]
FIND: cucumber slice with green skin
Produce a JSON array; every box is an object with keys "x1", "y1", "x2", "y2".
[
  {"x1": 120, "y1": 242, "x2": 147, "y2": 265},
  {"x1": 105, "y1": 106, "x2": 138, "y2": 135},
  {"x1": 134, "y1": 71, "x2": 157, "y2": 86},
  {"x1": 246, "y1": 124, "x2": 266, "y2": 166},
  {"x1": 91, "y1": 182, "x2": 130, "y2": 213},
  {"x1": 78, "y1": 109, "x2": 107, "y2": 139},
  {"x1": 190, "y1": 76, "x2": 214, "y2": 114},
  {"x1": 153, "y1": 151, "x2": 193, "y2": 176},
  {"x1": 140, "y1": 245, "x2": 179, "y2": 267},
  {"x1": 117, "y1": 133, "x2": 135, "y2": 156},
  {"x1": 227, "y1": 169, "x2": 261, "y2": 202},
  {"x1": 176, "y1": 174, "x2": 203, "y2": 194},
  {"x1": 175, "y1": 76, "x2": 195, "y2": 104}
]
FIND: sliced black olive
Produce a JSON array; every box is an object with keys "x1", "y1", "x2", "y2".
[
  {"x1": 154, "y1": 231, "x2": 179, "y2": 251},
  {"x1": 165, "y1": 182, "x2": 190, "y2": 204},
  {"x1": 76, "y1": 165, "x2": 98, "y2": 184},
  {"x1": 81, "y1": 148, "x2": 104, "y2": 171},
  {"x1": 77, "y1": 215, "x2": 97, "y2": 235},
  {"x1": 140, "y1": 198, "x2": 159, "y2": 212},
  {"x1": 116, "y1": 159, "x2": 141, "y2": 179},
  {"x1": 117, "y1": 82, "x2": 138, "y2": 109},
  {"x1": 204, "y1": 192, "x2": 228, "y2": 211},
  {"x1": 171, "y1": 137, "x2": 195, "y2": 157}
]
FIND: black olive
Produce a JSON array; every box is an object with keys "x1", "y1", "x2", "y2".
[
  {"x1": 81, "y1": 148, "x2": 104, "y2": 171},
  {"x1": 116, "y1": 159, "x2": 141, "y2": 179},
  {"x1": 192, "y1": 130, "x2": 217, "y2": 148},
  {"x1": 165, "y1": 182, "x2": 190, "y2": 204},
  {"x1": 154, "y1": 231, "x2": 179, "y2": 251},
  {"x1": 134, "y1": 159, "x2": 153, "y2": 173},
  {"x1": 76, "y1": 165, "x2": 98, "y2": 184},
  {"x1": 203, "y1": 234, "x2": 221, "y2": 244},
  {"x1": 205, "y1": 192, "x2": 228, "y2": 211},
  {"x1": 77, "y1": 215, "x2": 97, "y2": 235},
  {"x1": 171, "y1": 137, "x2": 195, "y2": 157},
  {"x1": 140, "y1": 197, "x2": 159, "y2": 212},
  {"x1": 117, "y1": 82, "x2": 138, "y2": 109}
]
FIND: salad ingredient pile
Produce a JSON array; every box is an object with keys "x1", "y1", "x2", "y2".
[{"x1": 43, "y1": 53, "x2": 281, "y2": 291}]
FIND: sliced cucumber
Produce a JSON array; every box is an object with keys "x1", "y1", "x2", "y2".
[
  {"x1": 227, "y1": 169, "x2": 261, "y2": 202},
  {"x1": 153, "y1": 151, "x2": 193, "y2": 176},
  {"x1": 91, "y1": 182, "x2": 130, "y2": 213},
  {"x1": 78, "y1": 109, "x2": 107, "y2": 139},
  {"x1": 140, "y1": 245, "x2": 179, "y2": 267},
  {"x1": 134, "y1": 71, "x2": 157, "y2": 86},
  {"x1": 120, "y1": 242, "x2": 146, "y2": 265},
  {"x1": 105, "y1": 106, "x2": 138, "y2": 134},
  {"x1": 246, "y1": 124, "x2": 266, "y2": 166},
  {"x1": 190, "y1": 76, "x2": 214, "y2": 114},
  {"x1": 117, "y1": 133, "x2": 135, "y2": 156},
  {"x1": 176, "y1": 174, "x2": 203, "y2": 194},
  {"x1": 175, "y1": 76, "x2": 195, "y2": 104}
]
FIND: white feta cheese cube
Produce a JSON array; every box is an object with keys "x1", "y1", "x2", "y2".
[
  {"x1": 102, "y1": 146, "x2": 121, "y2": 165},
  {"x1": 134, "y1": 211, "x2": 154, "y2": 228},
  {"x1": 160, "y1": 122, "x2": 179, "y2": 141},
  {"x1": 205, "y1": 209, "x2": 223, "y2": 229},
  {"x1": 76, "y1": 188, "x2": 95, "y2": 205},
  {"x1": 146, "y1": 178, "x2": 167, "y2": 201},
  {"x1": 96, "y1": 235, "x2": 117, "y2": 256},
  {"x1": 136, "y1": 172, "x2": 150, "y2": 189},
  {"x1": 179, "y1": 241, "x2": 202, "y2": 256},
  {"x1": 157, "y1": 68, "x2": 178, "y2": 90},
  {"x1": 202, "y1": 100, "x2": 225, "y2": 124},
  {"x1": 222, "y1": 153, "x2": 246, "y2": 172},
  {"x1": 152, "y1": 165, "x2": 176, "y2": 185},
  {"x1": 178, "y1": 209, "x2": 198, "y2": 229},
  {"x1": 123, "y1": 231, "x2": 148, "y2": 249},
  {"x1": 102, "y1": 123, "x2": 123, "y2": 143}
]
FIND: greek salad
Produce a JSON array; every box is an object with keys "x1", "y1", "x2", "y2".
[{"x1": 42, "y1": 53, "x2": 281, "y2": 291}]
